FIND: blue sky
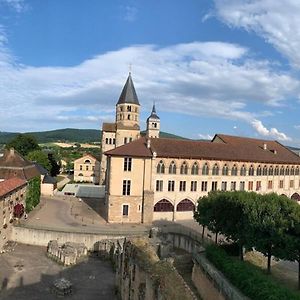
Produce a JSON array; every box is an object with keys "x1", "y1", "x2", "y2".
[{"x1": 1, "y1": 1, "x2": 300, "y2": 146}]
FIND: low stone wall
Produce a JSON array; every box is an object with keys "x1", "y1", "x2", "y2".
[
  {"x1": 11, "y1": 225, "x2": 147, "y2": 250},
  {"x1": 192, "y1": 254, "x2": 249, "y2": 300}
]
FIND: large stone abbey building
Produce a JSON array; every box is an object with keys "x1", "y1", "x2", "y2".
[{"x1": 101, "y1": 74, "x2": 300, "y2": 223}]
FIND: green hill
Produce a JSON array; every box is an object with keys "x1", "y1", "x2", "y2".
[{"x1": 0, "y1": 128, "x2": 186, "y2": 144}]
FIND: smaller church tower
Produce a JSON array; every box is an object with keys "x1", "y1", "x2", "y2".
[{"x1": 146, "y1": 104, "x2": 160, "y2": 138}]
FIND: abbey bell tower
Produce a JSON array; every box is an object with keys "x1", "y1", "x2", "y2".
[{"x1": 100, "y1": 73, "x2": 141, "y2": 183}]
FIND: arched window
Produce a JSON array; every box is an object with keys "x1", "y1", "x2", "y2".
[
  {"x1": 222, "y1": 164, "x2": 228, "y2": 176},
  {"x1": 212, "y1": 163, "x2": 219, "y2": 175},
  {"x1": 180, "y1": 162, "x2": 188, "y2": 175},
  {"x1": 109, "y1": 138, "x2": 112, "y2": 144},
  {"x1": 191, "y1": 162, "x2": 199, "y2": 175},
  {"x1": 274, "y1": 166, "x2": 279, "y2": 176},
  {"x1": 285, "y1": 167, "x2": 290, "y2": 176},
  {"x1": 280, "y1": 166, "x2": 285, "y2": 175},
  {"x1": 127, "y1": 105, "x2": 131, "y2": 112},
  {"x1": 176, "y1": 199, "x2": 195, "y2": 211},
  {"x1": 249, "y1": 165, "x2": 254, "y2": 176},
  {"x1": 105, "y1": 138, "x2": 108, "y2": 144},
  {"x1": 257, "y1": 165, "x2": 262, "y2": 176},
  {"x1": 157, "y1": 160, "x2": 165, "y2": 174},
  {"x1": 154, "y1": 199, "x2": 174, "y2": 212},
  {"x1": 240, "y1": 165, "x2": 246, "y2": 176},
  {"x1": 202, "y1": 163, "x2": 209, "y2": 175},
  {"x1": 291, "y1": 167, "x2": 295, "y2": 176},
  {"x1": 268, "y1": 166, "x2": 274, "y2": 176},
  {"x1": 291, "y1": 193, "x2": 300, "y2": 202},
  {"x1": 78, "y1": 173, "x2": 83, "y2": 176},
  {"x1": 296, "y1": 167, "x2": 300, "y2": 175},
  {"x1": 169, "y1": 161, "x2": 177, "y2": 174},
  {"x1": 84, "y1": 159, "x2": 91, "y2": 164},
  {"x1": 231, "y1": 165, "x2": 238, "y2": 176},
  {"x1": 263, "y1": 165, "x2": 268, "y2": 176}
]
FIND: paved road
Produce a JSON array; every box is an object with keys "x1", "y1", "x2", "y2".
[{"x1": 22, "y1": 196, "x2": 150, "y2": 234}]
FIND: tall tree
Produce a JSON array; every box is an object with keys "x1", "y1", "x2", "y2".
[
  {"x1": 26, "y1": 150, "x2": 51, "y2": 171},
  {"x1": 6, "y1": 134, "x2": 40, "y2": 156},
  {"x1": 48, "y1": 153, "x2": 61, "y2": 177}
]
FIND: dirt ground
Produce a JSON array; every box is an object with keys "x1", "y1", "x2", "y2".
[{"x1": 0, "y1": 243, "x2": 116, "y2": 300}]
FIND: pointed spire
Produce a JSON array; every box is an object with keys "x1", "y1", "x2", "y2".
[
  {"x1": 147, "y1": 102, "x2": 160, "y2": 120},
  {"x1": 117, "y1": 73, "x2": 140, "y2": 105}
]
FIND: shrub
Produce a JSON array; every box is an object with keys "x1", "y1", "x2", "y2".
[{"x1": 206, "y1": 244, "x2": 300, "y2": 300}]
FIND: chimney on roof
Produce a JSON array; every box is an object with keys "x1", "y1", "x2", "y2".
[
  {"x1": 263, "y1": 143, "x2": 267, "y2": 150},
  {"x1": 147, "y1": 139, "x2": 151, "y2": 149}
]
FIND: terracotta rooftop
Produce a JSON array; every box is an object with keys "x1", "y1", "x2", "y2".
[
  {"x1": 102, "y1": 122, "x2": 116, "y2": 132},
  {"x1": 0, "y1": 148, "x2": 41, "y2": 180},
  {"x1": 105, "y1": 134, "x2": 300, "y2": 165},
  {"x1": 0, "y1": 178, "x2": 26, "y2": 198}
]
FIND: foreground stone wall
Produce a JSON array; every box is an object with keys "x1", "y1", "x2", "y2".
[{"x1": 10, "y1": 225, "x2": 147, "y2": 250}]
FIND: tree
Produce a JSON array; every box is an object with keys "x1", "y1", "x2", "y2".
[
  {"x1": 6, "y1": 134, "x2": 40, "y2": 156},
  {"x1": 248, "y1": 193, "x2": 290, "y2": 274},
  {"x1": 48, "y1": 153, "x2": 61, "y2": 176},
  {"x1": 26, "y1": 150, "x2": 51, "y2": 171}
]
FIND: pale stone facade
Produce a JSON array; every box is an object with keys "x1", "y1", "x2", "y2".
[
  {"x1": 73, "y1": 154, "x2": 100, "y2": 184},
  {"x1": 105, "y1": 136, "x2": 300, "y2": 223}
]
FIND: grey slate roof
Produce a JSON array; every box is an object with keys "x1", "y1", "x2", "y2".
[
  {"x1": 117, "y1": 73, "x2": 140, "y2": 106},
  {"x1": 147, "y1": 104, "x2": 160, "y2": 121}
]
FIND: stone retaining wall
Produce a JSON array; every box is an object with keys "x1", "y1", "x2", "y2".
[{"x1": 11, "y1": 225, "x2": 147, "y2": 250}]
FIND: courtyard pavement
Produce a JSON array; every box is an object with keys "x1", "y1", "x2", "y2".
[
  {"x1": 20, "y1": 196, "x2": 150, "y2": 234},
  {"x1": 0, "y1": 243, "x2": 116, "y2": 300}
]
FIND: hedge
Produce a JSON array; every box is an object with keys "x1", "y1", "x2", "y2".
[
  {"x1": 25, "y1": 176, "x2": 41, "y2": 213},
  {"x1": 206, "y1": 244, "x2": 300, "y2": 300}
]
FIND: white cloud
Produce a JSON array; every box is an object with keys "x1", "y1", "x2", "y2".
[
  {"x1": 198, "y1": 134, "x2": 213, "y2": 140},
  {"x1": 213, "y1": 0, "x2": 300, "y2": 68},
  {"x1": 0, "y1": 40, "x2": 299, "y2": 132},
  {"x1": 251, "y1": 119, "x2": 291, "y2": 141},
  {"x1": 122, "y1": 5, "x2": 138, "y2": 22},
  {"x1": 0, "y1": 0, "x2": 26, "y2": 12}
]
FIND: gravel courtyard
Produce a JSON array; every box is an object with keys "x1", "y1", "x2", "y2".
[{"x1": 0, "y1": 243, "x2": 116, "y2": 300}]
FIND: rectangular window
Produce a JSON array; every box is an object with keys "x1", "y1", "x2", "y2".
[
  {"x1": 179, "y1": 181, "x2": 186, "y2": 192},
  {"x1": 240, "y1": 181, "x2": 245, "y2": 191},
  {"x1": 191, "y1": 181, "x2": 197, "y2": 192},
  {"x1": 92, "y1": 166, "x2": 95, "y2": 171},
  {"x1": 201, "y1": 181, "x2": 208, "y2": 192},
  {"x1": 122, "y1": 180, "x2": 131, "y2": 195},
  {"x1": 80, "y1": 165, "x2": 82, "y2": 171},
  {"x1": 156, "y1": 180, "x2": 163, "y2": 192},
  {"x1": 290, "y1": 180, "x2": 294, "y2": 188},
  {"x1": 211, "y1": 181, "x2": 218, "y2": 191},
  {"x1": 248, "y1": 181, "x2": 253, "y2": 191},
  {"x1": 168, "y1": 180, "x2": 175, "y2": 192},
  {"x1": 124, "y1": 157, "x2": 132, "y2": 171},
  {"x1": 279, "y1": 180, "x2": 284, "y2": 189},
  {"x1": 122, "y1": 204, "x2": 129, "y2": 216},
  {"x1": 221, "y1": 181, "x2": 227, "y2": 191},
  {"x1": 256, "y1": 181, "x2": 261, "y2": 191},
  {"x1": 268, "y1": 180, "x2": 273, "y2": 189},
  {"x1": 86, "y1": 165, "x2": 89, "y2": 171},
  {"x1": 124, "y1": 137, "x2": 127, "y2": 144},
  {"x1": 230, "y1": 181, "x2": 236, "y2": 191}
]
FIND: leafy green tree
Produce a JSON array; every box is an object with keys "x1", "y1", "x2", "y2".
[
  {"x1": 48, "y1": 153, "x2": 61, "y2": 176},
  {"x1": 247, "y1": 193, "x2": 291, "y2": 274},
  {"x1": 6, "y1": 134, "x2": 40, "y2": 156},
  {"x1": 26, "y1": 150, "x2": 51, "y2": 171}
]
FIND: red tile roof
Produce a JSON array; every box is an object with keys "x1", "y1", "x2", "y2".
[
  {"x1": 105, "y1": 134, "x2": 300, "y2": 165},
  {"x1": 0, "y1": 178, "x2": 27, "y2": 198},
  {"x1": 0, "y1": 149, "x2": 41, "y2": 181}
]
